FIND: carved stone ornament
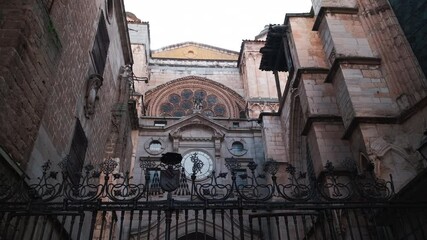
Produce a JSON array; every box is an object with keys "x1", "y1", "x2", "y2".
[{"x1": 84, "y1": 74, "x2": 103, "y2": 118}]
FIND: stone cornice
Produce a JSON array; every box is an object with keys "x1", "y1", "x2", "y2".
[
  {"x1": 291, "y1": 67, "x2": 330, "y2": 88},
  {"x1": 312, "y1": 7, "x2": 359, "y2": 31},
  {"x1": 324, "y1": 56, "x2": 381, "y2": 83},
  {"x1": 259, "y1": 67, "x2": 329, "y2": 122},
  {"x1": 284, "y1": 12, "x2": 314, "y2": 26},
  {"x1": 298, "y1": 94, "x2": 427, "y2": 139},
  {"x1": 301, "y1": 115, "x2": 343, "y2": 136},
  {"x1": 149, "y1": 58, "x2": 237, "y2": 67},
  {"x1": 342, "y1": 95, "x2": 427, "y2": 139},
  {"x1": 152, "y1": 42, "x2": 239, "y2": 55}
]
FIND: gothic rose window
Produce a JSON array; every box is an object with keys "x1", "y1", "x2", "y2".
[
  {"x1": 168, "y1": 94, "x2": 181, "y2": 104},
  {"x1": 159, "y1": 89, "x2": 228, "y2": 118},
  {"x1": 181, "y1": 89, "x2": 193, "y2": 100},
  {"x1": 160, "y1": 103, "x2": 173, "y2": 113},
  {"x1": 207, "y1": 94, "x2": 218, "y2": 106}
]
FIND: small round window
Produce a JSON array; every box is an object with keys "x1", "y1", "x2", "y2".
[
  {"x1": 229, "y1": 141, "x2": 247, "y2": 156},
  {"x1": 232, "y1": 142, "x2": 244, "y2": 152},
  {"x1": 149, "y1": 140, "x2": 162, "y2": 152}
]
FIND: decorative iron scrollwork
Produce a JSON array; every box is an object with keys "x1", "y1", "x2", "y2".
[
  {"x1": 107, "y1": 171, "x2": 145, "y2": 201},
  {"x1": 0, "y1": 156, "x2": 395, "y2": 204},
  {"x1": 275, "y1": 164, "x2": 312, "y2": 201},
  {"x1": 355, "y1": 162, "x2": 394, "y2": 200},
  {"x1": 63, "y1": 162, "x2": 103, "y2": 202},
  {"x1": 27, "y1": 160, "x2": 63, "y2": 202},
  {"x1": 193, "y1": 170, "x2": 232, "y2": 200},
  {"x1": 318, "y1": 161, "x2": 353, "y2": 201}
]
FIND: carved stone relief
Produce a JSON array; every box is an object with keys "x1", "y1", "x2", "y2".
[{"x1": 366, "y1": 136, "x2": 418, "y2": 191}]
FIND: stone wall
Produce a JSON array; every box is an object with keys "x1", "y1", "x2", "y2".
[
  {"x1": 261, "y1": 115, "x2": 287, "y2": 163},
  {"x1": 0, "y1": 0, "x2": 134, "y2": 178},
  {"x1": 388, "y1": 0, "x2": 427, "y2": 78},
  {"x1": 147, "y1": 64, "x2": 243, "y2": 96},
  {"x1": 275, "y1": 0, "x2": 427, "y2": 192},
  {"x1": 239, "y1": 41, "x2": 286, "y2": 100},
  {"x1": 0, "y1": 1, "x2": 60, "y2": 168}
]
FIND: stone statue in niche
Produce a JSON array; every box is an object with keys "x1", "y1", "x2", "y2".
[
  {"x1": 120, "y1": 64, "x2": 133, "y2": 92},
  {"x1": 84, "y1": 74, "x2": 103, "y2": 118},
  {"x1": 193, "y1": 96, "x2": 203, "y2": 113},
  {"x1": 120, "y1": 64, "x2": 132, "y2": 81}
]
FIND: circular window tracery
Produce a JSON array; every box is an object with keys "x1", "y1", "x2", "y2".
[
  {"x1": 145, "y1": 77, "x2": 247, "y2": 119},
  {"x1": 157, "y1": 88, "x2": 228, "y2": 118},
  {"x1": 203, "y1": 109, "x2": 214, "y2": 117},
  {"x1": 207, "y1": 95, "x2": 218, "y2": 106},
  {"x1": 160, "y1": 103, "x2": 173, "y2": 113},
  {"x1": 194, "y1": 90, "x2": 207, "y2": 100},
  {"x1": 149, "y1": 141, "x2": 162, "y2": 151},
  {"x1": 227, "y1": 140, "x2": 248, "y2": 156},
  {"x1": 169, "y1": 94, "x2": 181, "y2": 104},
  {"x1": 214, "y1": 104, "x2": 226, "y2": 116},
  {"x1": 181, "y1": 100, "x2": 193, "y2": 110},
  {"x1": 144, "y1": 138, "x2": 167, "y2": 155},
  {"x1": 232, "y1": 142, "x2": 244, "y2": 152},
  {"x1": 173, "y1": 110, "x2": 185, "y2": 117},
  {"x1": 181, "y1": 89, "x2": 193, "y2": 100}
]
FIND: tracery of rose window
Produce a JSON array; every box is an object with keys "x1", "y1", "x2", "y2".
[{"x1": 159, "y1": 89, "x2": 227, "y2": 117}]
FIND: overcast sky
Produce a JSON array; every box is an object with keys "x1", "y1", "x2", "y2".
[{"x1": 124, "y1": 0, "x2": 312, "y2": 51}]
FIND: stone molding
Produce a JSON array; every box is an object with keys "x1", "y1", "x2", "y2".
[
  {"x1": 145, "y1": 76, "x2": 246, "y2": 118},
  {"x1": 324, "y1": 56, "x2": 381, "y2": 83},
  {"x1": 149, "y1": 58, "x2": 237, "y2": 67},
  {"x1": 167, "y1": 114, "x2": 226, "y2": 156}
]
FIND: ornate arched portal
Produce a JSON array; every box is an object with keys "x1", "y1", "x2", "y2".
[{"x1": 144, "y1": 76, "x2": 246, "y2": 118}]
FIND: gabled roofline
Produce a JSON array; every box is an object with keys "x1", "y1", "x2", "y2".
[
  {"x1": 237, "y1": 40, "x2": 266, "y2": 68},
  {"x1": 152, "y1": 41, "x2": 239, "y2": 55}
]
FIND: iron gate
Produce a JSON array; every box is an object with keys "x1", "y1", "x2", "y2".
[{"x1": 1, "y1": 157, "x2": 427, "y2": 240}]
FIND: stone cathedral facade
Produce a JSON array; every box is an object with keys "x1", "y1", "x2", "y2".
[
  {"x1": 1, "y1": 0, "x2": 426, "y2": 239},
  {"x1": 125, "y1": 0, "x2": 427, "y2": 237}
]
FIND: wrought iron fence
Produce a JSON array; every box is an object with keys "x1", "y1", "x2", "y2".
[{"x1": 1, "y1": 154, "x2": 426, "y2": 240}]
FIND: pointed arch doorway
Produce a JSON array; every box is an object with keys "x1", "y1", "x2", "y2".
[{"x1": 178, "y1": 232, "x2": 217, "y2": 240}]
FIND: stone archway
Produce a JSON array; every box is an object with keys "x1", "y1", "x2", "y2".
[
  {"x1": 177, "y1": 232, "x2": 217, "y2": 240},
  {"x1": 144, "y1": 76, "x2": 246, "y2": 118}
]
